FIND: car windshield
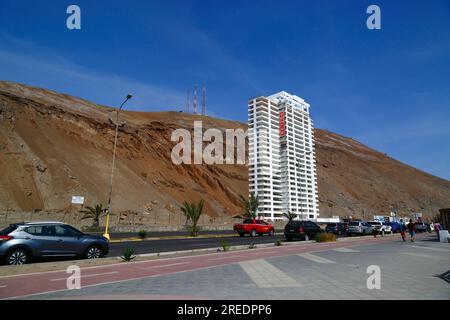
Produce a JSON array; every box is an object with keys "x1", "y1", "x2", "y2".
[
  {"x1": 0, "y1": 224, "x2": 18, "y2": 235},
  {"x1": 349, "y1": 222, "x2": 359, "y2": 226},
  {"x1": 368, "y1": 222, "x2": 380, "y2": 225}
]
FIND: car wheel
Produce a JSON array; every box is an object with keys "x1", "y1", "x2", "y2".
[
  {"x1": 7, "y1": 249, "x2": 29, "y2": 265},
  {"x1": 285, "y1": 236, "x2": 293, "y2": 241},
  {"x1": 269, "y1": 229, "x2": 274, "y2": 237},
  {"x1": 251, "y1": 229, "x2": 257, "y2": 237},
  {"x1": 85, "y1": 245, "x2": 102, "y2": 259},
  {"x1": 239, "y1": 232, "x2": 245, "y2": 237}
]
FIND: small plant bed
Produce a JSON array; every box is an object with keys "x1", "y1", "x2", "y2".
[
  {"x1": 120, "y1": 246, "x2": 137, "y2": 262},
  {"x1": 315, "y1": 233, "x2": 337, "y2": 242},
  {"x1": 137, "y1": 230, "x2": 148, "y2": 240},
  {"x1": 220, "y1": 240, "x2": 231, "y2": 252}
]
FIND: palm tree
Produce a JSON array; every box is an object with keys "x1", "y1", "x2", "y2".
[
  {"x1": 282, "y1": 210, "x2": 297, "y2": 221},
  {"x1": 80, "y1": 204, "x2": 105, "y2": 228},
  {"x1": 181, "y1": 200, "x2": 205, "y2": 236},
  {"x1": 239, "y1": 192, "x2": 259, "y2": 220}
]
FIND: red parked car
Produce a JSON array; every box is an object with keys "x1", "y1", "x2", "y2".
[{"x1": 233, "y1": 219, "x2": 275, "y2": 237}]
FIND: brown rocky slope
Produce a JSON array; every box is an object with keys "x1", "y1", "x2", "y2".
[{"x1": 0, "y1": 81, "x2": 448, "y2": 227}]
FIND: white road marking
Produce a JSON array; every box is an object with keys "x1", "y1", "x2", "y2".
[
  {"x1": 408, "y1": 245, "x2": 449, "y2": 252},
  {"x1": 143, "y1": 262, "x2": 188, "y2": 269},
  {"x1": 0, "y1": 285, "x2": 6, "y2": 289},
  {"x1": 239, "y1": 259, "x2": 300, "y2": 288},
  {"x1": 298, "y1": 253, "x2": 336, "y2": 264},
  {"x1": 333, "y1": 247, "x2": 359, "y2": 253},
  {"x1": 50, "y1": 271, "x2": 119, "y2": 282},
  {"x1": 208, "y1": 255, "x2": 244, "y2": 261},
  {"x1": 401, "y1": 252, "x2": 449, "y2": 260}
]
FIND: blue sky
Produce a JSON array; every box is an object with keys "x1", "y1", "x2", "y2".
[{"x1": 0, "y1": 0, "x2": 449, "y2": 180}]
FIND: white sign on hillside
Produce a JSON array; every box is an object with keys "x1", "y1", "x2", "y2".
[{"x1": 71, "y1": 196, "x2": 85, "y2": 205}]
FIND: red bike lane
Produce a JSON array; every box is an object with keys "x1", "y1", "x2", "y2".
[{"x1": 0, "y1": 234, "x2": 419, "y2": 299}]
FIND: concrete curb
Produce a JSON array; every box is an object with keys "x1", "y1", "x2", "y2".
[{"x1": 115, "y1": 234, "x2": 401, "y2": 260}]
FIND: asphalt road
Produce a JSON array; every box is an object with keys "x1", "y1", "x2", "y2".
[
  {"x1": 92, "y1": 230, "x2": 236, "y2": 239},
  {"x1": 108, "y1": 234, "x2": 285, "y2": 257}
]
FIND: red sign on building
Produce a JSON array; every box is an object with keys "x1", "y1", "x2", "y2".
[{"x1": 279, "y1": 111, "x2": 286, "y2": 137}]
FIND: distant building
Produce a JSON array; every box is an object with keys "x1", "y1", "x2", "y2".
[{"x1": 248, "y1": 91, "x2": 319, "y2": 221}]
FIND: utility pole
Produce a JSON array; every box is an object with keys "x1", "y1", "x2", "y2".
[{"x1": 104, "y1": 94, "x2": 133, "y2": 240}]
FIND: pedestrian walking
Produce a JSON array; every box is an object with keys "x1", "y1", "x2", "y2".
[
  {"x1": 434, "y1": 222, "x2": 441, "y2": 241},
  {"x1": 406, "y1": 219, "x2": 415, "y2": 242},
  {"x1": 430, "y1": 222, "x2": 435, "y2": 232},
  {"x1": 399, "y1": 222, "x2": 407, "y2": 242}
]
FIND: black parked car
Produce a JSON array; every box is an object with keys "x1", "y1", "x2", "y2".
[
  {"x1": 284, "y1": 220, "x2": 323, "y2": 241},
  {"x1": 325, "y1": 222, "x2": 348, "y2": 235}
]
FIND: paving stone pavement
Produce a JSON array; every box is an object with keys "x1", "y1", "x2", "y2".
[{"x1": 23, "y1": 237, "x2": 450, "y2": 300}]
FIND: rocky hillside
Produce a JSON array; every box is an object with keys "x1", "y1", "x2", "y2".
[{"x1": 0, "y1": 81, "x2": 448, "y2": 226}]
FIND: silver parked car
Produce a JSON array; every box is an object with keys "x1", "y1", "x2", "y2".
[
  {"x1": 368, "y1": 221, "x2": 392, "y2": 235},
  {"x1": 0, "y1": 221, "x2": 109, "y2": 265},
  {"x1": 347, "y1": 221, "x2": 374, "y2": 236}
]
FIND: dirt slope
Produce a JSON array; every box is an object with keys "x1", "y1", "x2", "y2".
[{"x1": 0, "y1": 81, "x2": 448, "y2": 224}]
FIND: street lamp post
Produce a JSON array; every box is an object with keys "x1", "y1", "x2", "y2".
[
  {"x1": 296, "y1": 151, "x2": 312, "y2": 221},
  {"x1": 103, "y1": 94, "x2": 133, "y2": 240}
]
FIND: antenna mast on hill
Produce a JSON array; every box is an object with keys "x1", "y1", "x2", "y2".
[
  {"x1": 201, "y1": 84, "x2": 206, "y2": 115},
  {"x1": 185, "y1": 90, "x2": 190, "y2": 113},
  {"x1": 193, "y1": 85, "x2": 198, "y2": 114}
]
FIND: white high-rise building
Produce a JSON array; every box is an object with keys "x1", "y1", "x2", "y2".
[{"x1": 248, "y1": 91, "x2": 319, "y2": 221}]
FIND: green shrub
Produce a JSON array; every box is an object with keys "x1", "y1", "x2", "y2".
[
  {"x1": 120, "y1": 246, "x2": 137, "y2": 262},
  {"x1": 138, "y1": 230, "x2": 148, "y2": 239},
  {"x1": 220, "y1": 240, "x2": 230, "y2": 252},
  {"x1": 274, "y1": 240, "x2": 282, "y2": 246},
  {"x1": 315, "y1": 232, "x2": 337, "y2": 242},
  {"x1": 180, "y1": 200, "x2": 204, "y2": 237}
]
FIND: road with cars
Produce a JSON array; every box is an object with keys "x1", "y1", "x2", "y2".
[
  {"x1": 92, "y1": 230, "x2": 237, "y2": 239},
  {"x1": 108, "y1": 233, "x2": 286, "y2": 257}
]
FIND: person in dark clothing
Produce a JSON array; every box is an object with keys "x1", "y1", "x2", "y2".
[
  {"x1": 434, "y1": 222, "x2": 441, "y2": 241},
  {"x1": 399, "y1": 222, "x2": 407, "y2": 242},
  {"x1": 407, "y1": 219, "x2": 416, "y2": 242}
]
